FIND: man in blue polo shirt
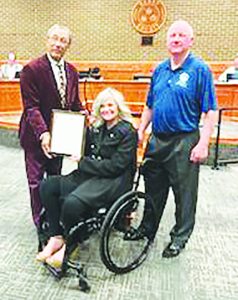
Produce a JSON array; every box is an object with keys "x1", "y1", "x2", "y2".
[{"x1": 136, "y1": 20, "x2": 217, "y2": 258}]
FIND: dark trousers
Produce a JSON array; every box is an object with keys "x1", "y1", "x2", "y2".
[
  {"x1": 24, "y1": 148, "x2": 62, "y2": 227},
  {"x1": 142, "y1": 131, "x2": 200, "y2": 245},
  {"x1": 40, "y1": 174, "x2": 92, "y2": 237}
]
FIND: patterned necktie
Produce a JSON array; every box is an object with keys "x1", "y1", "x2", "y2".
[{"x1": 57, "y1": 63, "x2": 66, "y2": 108}]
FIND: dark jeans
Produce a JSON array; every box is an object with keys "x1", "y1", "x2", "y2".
[{"x1": 142, "y1": 131, "x2": 200, "y2": 245}]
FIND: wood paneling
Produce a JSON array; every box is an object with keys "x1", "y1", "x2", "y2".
[
  {"x1": 66, "y1": 61, "x2": 233, "y2": 80},
  {"x1": 215, "y1": 83, "x2": 238, "y2": 107},
  {"x1": 79, "y1": 79, "x2": 149, "y2": 114},
  {"x1": 0, "y1": 80, "x2": 22, "y2": 112},
  {"x1": 215, "y1": 83, "x2": 238, "y2": 119},
  {"x1": 0, "y1": 60, "x2": 233, "y2": 80},
  {"x1": 1, "y1": 80, "x2": 237, "y2": 162},
  {"x1": 0, "y1": 80, "x2": 238, "y2": 115}
]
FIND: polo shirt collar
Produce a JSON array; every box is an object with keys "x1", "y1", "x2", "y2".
[{"x1": 166, "y1": 52, "x2": 194, "y2": 71}]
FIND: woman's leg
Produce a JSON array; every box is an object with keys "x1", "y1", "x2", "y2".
[
  {"x1": 37, "y1": 175, "x2": 79, "y2": 261},
  {"x1": 44, "y1": 194, "x2": 91, "y2": 267},
  {"x1": 40, "y1": 176, "x2": 64, "y2": 237},
  {"x1": 61, "y1": 193, "x2": 91, "y2": 234}
]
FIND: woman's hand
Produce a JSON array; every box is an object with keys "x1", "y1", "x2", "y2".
[
  {"x1": 69, "y1": 154, "x2": 82, "y2": 162},
  {"x1": 87, "y1": 114, "x2": 96, "y2": 126}
]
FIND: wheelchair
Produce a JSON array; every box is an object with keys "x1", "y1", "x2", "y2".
[{"x1": 38, "y1": 163, "x2": 157, "y2": 292}]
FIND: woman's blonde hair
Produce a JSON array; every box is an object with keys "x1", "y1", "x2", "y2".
[{"x1": 92, "y1": 87, "x2": 133, "y2": 128}]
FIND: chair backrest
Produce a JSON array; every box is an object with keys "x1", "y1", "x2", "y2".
[
  {"x1": 227, "y1": 73, "x2": 238, "y2": 81},
  {"x1": 15, "y1": 71, "x2": 21, "y2": 78}
]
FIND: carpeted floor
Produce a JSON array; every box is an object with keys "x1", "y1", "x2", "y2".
[{"x1": 0, "y1": 144, "x2": 238, "y2": 300}]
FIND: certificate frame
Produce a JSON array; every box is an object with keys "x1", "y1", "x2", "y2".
[{"x1": 50, "y1": 109, "x2": 86, "y2": 158}]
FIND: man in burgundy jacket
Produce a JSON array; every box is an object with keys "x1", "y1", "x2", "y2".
[{"x1": 19, "y1": 24, "x2": 83, "y2": 236}]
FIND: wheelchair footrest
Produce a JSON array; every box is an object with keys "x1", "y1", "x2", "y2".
[
  {"x1": 43, "y1": 262, "x2": 63, "y2": 279},
  {"x1": 76, "y1": 265, "x2": 91, "y2": 293},
  {"x1": 43, "y1": 256, "x2": 91, "y2": 292}
]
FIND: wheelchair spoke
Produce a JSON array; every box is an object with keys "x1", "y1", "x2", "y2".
[
  {"x1": 100, "y1": 191, "x2": 155, "y2": 274},
  {"x1": 106, "y1": 232, "x2": 149, "y2": 267}
]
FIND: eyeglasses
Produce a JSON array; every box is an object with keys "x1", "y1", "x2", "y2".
[{"x1": 49, "y1": 35, "x2": 69, "y2": 46}]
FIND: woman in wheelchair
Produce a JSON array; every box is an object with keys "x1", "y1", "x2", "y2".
[{"x1": 37, "y1": 87, "x2": 138, "y2": 268}]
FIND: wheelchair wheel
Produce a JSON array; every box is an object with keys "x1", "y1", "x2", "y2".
[{"x1": 100, "y1": 190, "x2": 156, "y2": 274}]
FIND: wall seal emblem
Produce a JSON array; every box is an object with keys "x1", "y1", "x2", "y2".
[{"x1": 131, "y1": 0, "x2": 166, "y2": 35}]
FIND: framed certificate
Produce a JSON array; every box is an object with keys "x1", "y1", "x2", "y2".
[{"x1": 50, "y1": 110, "x2": 86, "y2": 158}]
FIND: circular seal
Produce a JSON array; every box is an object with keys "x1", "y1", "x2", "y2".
[{"x1": 131, "y1": 0, "x2": 166, "y2": 35}]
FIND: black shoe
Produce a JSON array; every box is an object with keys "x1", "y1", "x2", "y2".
[
  {"x1": 37, "y1": 227, "x2": 49, "y2": 251},
  {"x1": 37, "y1": 208, "x2": 50, "y2": 251},
  {"x1": 162, "y1": 242, "x2": 185, "y2": 258},
  {"x1": 124, "y1": 226, "x2": 155, "y2": 241},
  {"x1": 123, "y1": 227, "x2": 146, "y2": 241}
]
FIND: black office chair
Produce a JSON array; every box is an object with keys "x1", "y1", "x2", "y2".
[
  {"x1": 227, "y1": 73, "x2": 238, "y2": 81},
  {"x1": 15, "y1": 71, "x2": 21, "y2": 78},
  {"x1": 79, "y1": 67, "x2": 101, "y2": 80}
]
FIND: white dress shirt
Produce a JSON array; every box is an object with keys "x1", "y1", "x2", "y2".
[{"x1": 47, "y1": 53, "x2": 67, "y2": 90}]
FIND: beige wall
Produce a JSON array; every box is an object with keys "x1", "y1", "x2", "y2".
[{"x1": 0, "y1": 0, "x2": 237, "y2": 61}]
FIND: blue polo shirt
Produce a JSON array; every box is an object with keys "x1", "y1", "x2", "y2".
[{"x1": 147, "y1": 53, "x2": 217, "y2": 134}]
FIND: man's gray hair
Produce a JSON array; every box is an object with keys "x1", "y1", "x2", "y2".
[{"x1": 47, "y1": 24, "x2": 72, "y2": 44}]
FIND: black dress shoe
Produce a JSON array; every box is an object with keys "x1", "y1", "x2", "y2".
[
  {"x1": 37, "y1": 227, "x2": 49, "y2": 251},
  {"x1": 123, "y1": 227, "x2": 147, "y2": 241},
  {"x1": 162, "y1": 242, "x2": 185, "y2": 258}
]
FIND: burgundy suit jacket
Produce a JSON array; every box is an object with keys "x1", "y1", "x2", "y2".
[{"x1": 19, "y1": 54, "x2": 83, "y2": 150}]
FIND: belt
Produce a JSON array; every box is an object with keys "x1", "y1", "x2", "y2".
[{"x1": 153, "y1": 130, "x2": 198, "y2": 138}]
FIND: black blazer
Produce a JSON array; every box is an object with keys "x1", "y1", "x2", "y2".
[{"x1": 79, "y1": 120, "x2": 138, "y2": 179}]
